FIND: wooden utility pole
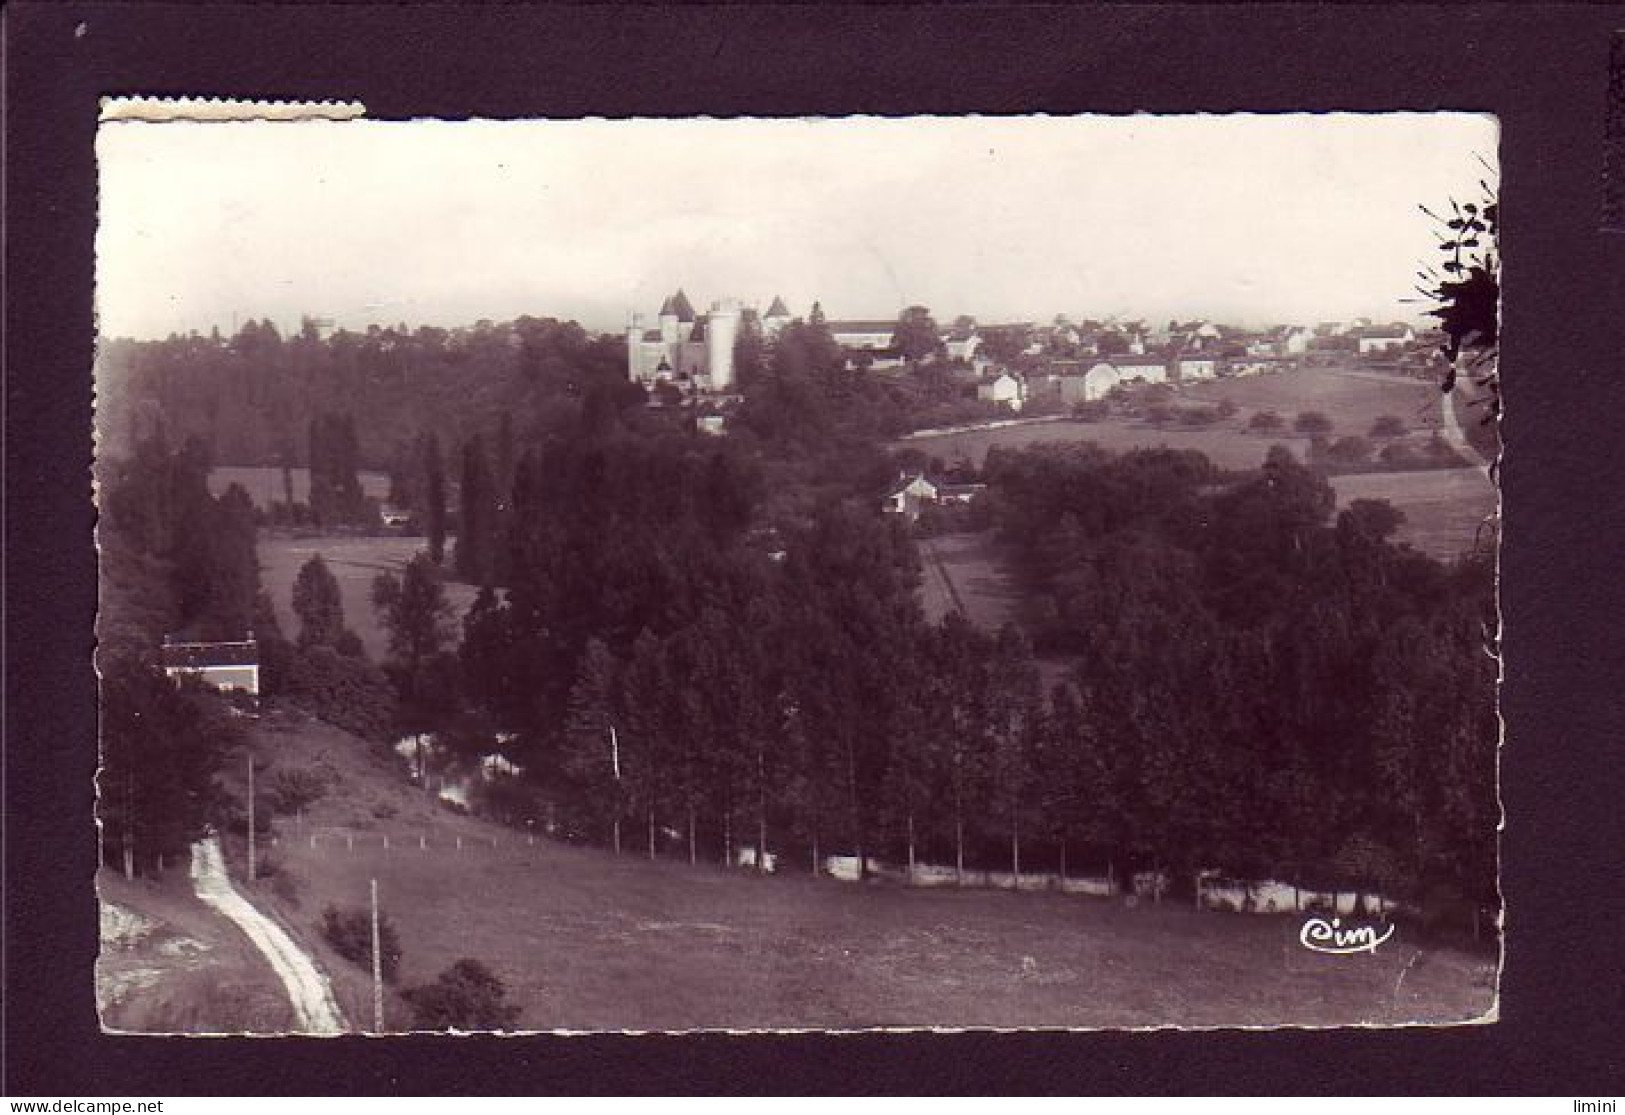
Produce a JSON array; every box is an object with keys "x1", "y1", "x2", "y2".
[
  {"x1": 246, "y1": 753, "x2": 257, "y2": 884},
  {"x1": 370, "y1": 878, "x2": 384, "y2": 1032},
  {"x1": 609, "y1": 725, "x2": 622, "y2": 855}
]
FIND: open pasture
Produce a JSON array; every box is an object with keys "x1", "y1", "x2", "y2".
[
  {"x1": 210, "y1": 465, "x2": 391, "y2": 509},
  {"x1": 1184, "y1": 366, "x2": 1444, "y2": 441},
  {"x1": 1330, "y1": 468, "x2": 1498, "y2": 562},
  {"x1": 244, "y1": 715, "x2": 1496, "y2": 1032},
  {"x1": 258, "y1": 532, "x2": 480, "y2": 659}
]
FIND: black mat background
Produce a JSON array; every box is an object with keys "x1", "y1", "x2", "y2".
[{"x1": 7, "y1": 2, "x2": 1624, "y2": 1096}]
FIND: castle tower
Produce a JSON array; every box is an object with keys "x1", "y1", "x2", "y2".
[
  {"x1": 763, "y1": 294, "x2": 791, "y2": 335},
  {"x1": 626, "y1": 313, "x2": 643, "y2": 381},
  {"x1": 705, "y1": 299, "x2": 741, "y2": 392},
  {"x1": 658, "y1": 294, "x2": 681, "y2": 347}
]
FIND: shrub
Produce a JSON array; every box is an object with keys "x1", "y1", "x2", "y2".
[
  {"x1": 267, "y1": 766, "x2": 328, "y2": 815},
  {"x1": 1325, "y1": 436, "x2": 1373, "y2": 466},
  {"x1": 1369, "y1": 414, "x2": 1407, "y2": 438},
  {"x1": 1071, "y1": 399, "x2": 1110, "y2": 422},
  {"x1": 283, "y1": 646, "x2": 396, "y2": 740},
  {"x1": 1248, "y1": 410, "x2": 1284, "y2": 432},
  {"x1": 1177, "y1": 405, "x2": 1219, "y2": 427},
  {"x1": 1215, "y1": 398, "x2": 1239, "y2": 419},
  {"x1": 319, "y1": 904, "x2": 403, "y2": 983},
  {"x1": 1294, "y1": 410, "x2": 1334, "y2": 436},
  {"x1": 403, "y1": 958, "x2": 521, "y2": 1031}
]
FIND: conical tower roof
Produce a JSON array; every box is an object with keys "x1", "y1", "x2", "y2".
[
  {"x1": 765, "y1": 295, "x2": 790, "y2": 318},
  {"x1": 670, "y1": 289, "x2": 697, "y2": 322}
]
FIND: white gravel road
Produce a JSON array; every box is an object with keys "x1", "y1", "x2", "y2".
[{"x1": 190, "y1": 835, "x2": 347, "y2": 1034}]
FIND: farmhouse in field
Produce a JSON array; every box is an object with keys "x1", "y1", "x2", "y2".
[
  {"x1": 1175, "y1": 352, "x2": 1221, "y2": 382},
  {"x1": 1353, "y1": 323, "x2": 1416, "y2": 354},
  {"x1": 976, "y1": 371, "x2": 1025, "y2": 412},
  {"x1": 882, "y1": 473, "x2": 940, "y2": 519},
  {"x1": 160, "y1": 635, "x2": 260, "y2": 705}
]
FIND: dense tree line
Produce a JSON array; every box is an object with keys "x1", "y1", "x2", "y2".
[
  {"x1": 95, "y1": 316, "x2": 633, "y2": 471},
  {"x1": 96, "y1": 434, "x2": 267, "y2": 874},
  {"x1": 982, "y1": 442, "x2": 1498, "y2": 912}
]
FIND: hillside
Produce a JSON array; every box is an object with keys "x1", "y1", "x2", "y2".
[{"x1": 233, "y1": 709, "x2": 1497, "y2": 1032}]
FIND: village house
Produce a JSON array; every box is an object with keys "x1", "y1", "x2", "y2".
[
  {"x1": 1354, "y1": 323, "x2": 1417, "y2": 354},
  {"x1": 944, "y1": 328, "x2": 983, "y2": 362},
  {"x1": 160, "y1": 635, "x2": 260, "y2": 709},
  {"x1": 881, "y1": 473, "x2": 940, "y2": 519},
  {"x1": 826, "y1": 319, "x2": 899, "y2": 351},
  {"x1": 1111, "y1": 353, "x2": 1171, "y2": 385},
  {"x1": 976, "y1": 370, "x2": 1025, "y2": 412},
  {"x1": 1175, "y1": 353, "x2": 1222, "y2": 382},
  {"x1": 1228, "y1": 354, "x2": 1295, "y2": 377}
]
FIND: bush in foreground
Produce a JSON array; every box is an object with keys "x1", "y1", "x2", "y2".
[
  {"x1": 320, "y1": 905, "x2": 402, "y2": 983},
  {"x1": 403, "y1": 958, "x2": 521, "y2": 1031}
]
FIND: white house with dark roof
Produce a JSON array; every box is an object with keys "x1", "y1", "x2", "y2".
[
  {"x1": 976, "y1": 371, "x2": 1024, "y2": 411},
  {"x1": 882, "y1": 474, "x2": 939, "y2": 519},
  {"x1": 1175, "y1": 353, "x2": 1221, "y2": 382},
  {"x1": 1354, "y1": 323, "x2": 1417, "y2": 354},
  {"x1": 1111, "y1": 353, "x2": 1171, "y2": 385},
  {"x1": 826, "y1": 320, "x2": 899, "y2": 350},
  {"x1": 160, "y1": 636, "x2": 260, "y2": 705}
]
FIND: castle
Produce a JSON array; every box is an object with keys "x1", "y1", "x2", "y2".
[{"x1": 626, "y1": 290, "x2": 792, "y2": 391}]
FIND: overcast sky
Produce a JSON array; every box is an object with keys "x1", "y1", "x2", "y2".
[{"x1": 96, "y1": 113, "x2": 1496, "y2": 340}]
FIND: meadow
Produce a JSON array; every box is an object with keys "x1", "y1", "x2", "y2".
[
  {"x1": 209, "y1": 465, "x2": 391, "y2": 509},
  {"x1": 904, "y1": 368, "x2": 1496, "y2": 563},
  {"x1": 238, "y1": 711, "x2": 1497, "y2": 1033},
  {"x1": 257, "y1": 532, "x2": 481, "y2": 659}
]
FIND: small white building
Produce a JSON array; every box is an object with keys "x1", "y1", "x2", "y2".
[
  {"x1": 945, "y1": 329, "x2": 983, "y2": 362},
  {"x1": 976, "y1": 371, "x2": 1024, "y2": 412},
  {"x1": 160, "y1": 637, "x2": 260, "y2": 705},
  {"x1": 882, "y1": 474, "x2": 939, "y2": 519},
  {"x1": 1176, "y1": 354, "x2": 1221, "y2": 382},
  {"x1": 1112, "y1": 355, "x2": 1170, "y2": 386},
  {"x1": 827, "y1": 320, "x2": 898, "y2": 351},
  {"x1": 1356, "y1": 324, "x2": 1416, "y2": 354}
]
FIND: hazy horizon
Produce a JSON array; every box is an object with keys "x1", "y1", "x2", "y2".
[{"x1": 96, "y1": 113, "x2": 1497, "y2": 343}]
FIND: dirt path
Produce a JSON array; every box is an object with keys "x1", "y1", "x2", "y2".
[
  {"x1": 190, "y1": 836, "x2": 347, "y2": 1034},
  {"x1": 1441, "y1": 386, "x2": 1496, "y2": 475}
]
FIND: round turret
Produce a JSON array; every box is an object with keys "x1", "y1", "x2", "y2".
[{"x1": 705, "y1": 300, "x2": 741, "y2": 392}]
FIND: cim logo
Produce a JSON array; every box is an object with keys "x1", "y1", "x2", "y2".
[{"x1": 1298, "y1": 916, "x2": 1396, "y2": 955}]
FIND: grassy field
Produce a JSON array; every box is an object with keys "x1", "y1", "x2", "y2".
[
  {"x1": 902, "y1": 369, "x2": 1495, "y2": 563},
  {"x1": 1329, "y1": 468, "x2": 1498, "y2": 562},
  {"x1": 258, "y1": 532, "x2": 481, "y2": 659},
  {"x1": 210, "y1": 465, "x2": 391, "y2": 509},
  {"x1": 904, "y1": 369, "x2": 1443, "y2": 473},
  {"x1": 905, "y1": 417, "x2": 1303, "y2": 473},
  {"x1": 918, "y1": 531, "x2": 1019, "y2": 629},
  {"x1": 1183, "y1": 366, "x2": 1444, "y2": 441},
  {"x1": 234, "y1": 710, "x2": 1496, "y2": 1032},
  {"x1": 96, "y1": 867, "x2": 296, "y2": 1034}
]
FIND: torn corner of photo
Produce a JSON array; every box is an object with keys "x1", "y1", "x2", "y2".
[{"x1": 98, "y1": 96, "x2": 368, "y2": 124}]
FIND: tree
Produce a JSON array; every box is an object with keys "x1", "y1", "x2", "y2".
[
  {"x1": 561, "y1": 638, "x2": 623, "y2": 845},
  {"x1": 1248, "y1": 410, "x2": 1284, "y2": 433},
  {"x1": 372, "y1": 553, "x2": 454, "y2": 709},
  {"x1": 454, "y1": 435, "x2": 497, "y2": 587},
  {"x1": 1419, "y1": 186, "x2": 1500, "y2": 423},
  {"x1": 291, "y1": 554, "x2": 346, "y2": 648},
  {"x1": 403, "y1": 959, "x2": 521, "y2": 1031},
  {"x1": 99, "y1": 662, "x2": 234, "y2": 876},
  {"x1": 892, "y1": 305, "x2": 945, "y2": 364},
  {"x1": 423, "y1": 433, "x2": 447, "y2": 564},
  {"x1": 1369, "y1": 414, "x2": 1407, "y2": 439},
  {"x1": 1294, "y1": 411, "x2": 1334, "y2": 436}
]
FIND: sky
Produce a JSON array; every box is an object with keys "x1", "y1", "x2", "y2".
[{"x1": 96, "y1": 113, "x2": 1497, "y2": 340}]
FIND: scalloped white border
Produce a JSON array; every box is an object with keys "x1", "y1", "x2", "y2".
[{"x1": 99, "y1": 96, "x2": 367, "y2": 123}]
